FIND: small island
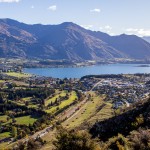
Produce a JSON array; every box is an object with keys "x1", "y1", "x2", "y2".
[{"x1": 136, "y1": 65, "x2": 150, "y2": 67}]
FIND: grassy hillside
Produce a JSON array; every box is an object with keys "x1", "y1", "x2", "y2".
[{"x1": 90, "y1": 98, "x2": 150, "y2": 141}]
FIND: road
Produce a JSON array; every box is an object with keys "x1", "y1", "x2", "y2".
[
  {"x1": 91, "y1": 80, "x2": 103, "y2": 91},
  {"x1": 31, "y1": 80, "x2": 102, "y2": 137},
  {"x1": 11, "y1": 80, "x2": 103, "y2": 145},
  {"x1": 57, "y1": 97, "x2": 88, "y2": 121},
  {"x1": 61, "y1": 80, "x2": 104, "y2": 124},
  {"x1": 33, "y1": 80, "x2": 102, "y2": 138}
]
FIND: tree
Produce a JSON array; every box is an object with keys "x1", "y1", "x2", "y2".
[
  {"x1": 129, "y1": 129, "x2": 150, "y2": 150},
  {"x1": 0, "y1": 93, "x2": 4, "y2": 103},
  {"x1": 12, "y1": 126, "x2": 18, "y2": 139},
  {"x1": 55, "y1": 98, "x2": 58, "y2": 105},
  {"x1": 104, "y1": 134, "x2": 128, "y2": 150},
  {"x1": 53, "y1": 126, "x2": 101, "y2": 150},
  {"x1": 12, "y1": 138, "x2": 44, "y2": 150},
  {"x1": 27, "y1": 139, "x2": 41, "y2": 150},
  {"x1": 25, "y1": 101, "x2": 29, "y2": 106}
]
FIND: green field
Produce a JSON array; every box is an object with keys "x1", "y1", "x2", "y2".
[
  {"x1": 14, "y1": 97, "x2": 39, "y2": 109},
  {"x1": 0, "y1": 132, "x2": 11, "y2": 149},
  {"x1": 0, "y1": 132, "x2": 11, "y2": 140},
  {"x1": 5, "y1": 72, "x2": 31, "y2": 78},
  {"x1": 45, "y1": 91, "x2": 67, "y2": 106},
  {"x1": 0, "y1": 115, "x2": 8, "y2": 122},
  {"x1": 0, "y1": 80, "x2": 5, "y2": 83},
  {"x1": 0, "y1": 142, "x2": 10, "y2": 149},
  {"x1": 28, "y1": 104, "x2": 39, "y2": 109},
  {"x1": 21, "y1": 97, "x2": 32, "y2": 101},
  {"x1": 88, "y1": 102, "x2": 113, "y2": 124},
  {"x1": 46, "y1": 91, "x2": 77, "y2": 114},
  {"x1": 63, "y1": 93, "x2": 103, "y2": 128},
  {"x1": 15, "y1": 115, "x2": 38, "y2": 125},
  {"x1": 62, "y1": 92, "x2": 113, "y2": 129},
  {"x1": 3, "y1": 115, "x2": 38, "y2": 126}
]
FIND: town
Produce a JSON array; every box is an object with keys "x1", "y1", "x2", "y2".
[{"x1": 0, "y1": 67, "x2": 150, "y2": 149}]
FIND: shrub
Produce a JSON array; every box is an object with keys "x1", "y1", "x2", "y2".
[
  {"x1": 129, "y1": 129, "x2": 150, "y2": 150},
  {"x1": 103, "y1": 134, "x2": 128, "y2": 150},
  {"x1": 53, "y1": 126, "x2": 101, "y2": 150}
]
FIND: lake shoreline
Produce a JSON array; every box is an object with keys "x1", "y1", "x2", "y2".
[{"x1": 23, "y1": 64, "x2": 150, "y2": 79}]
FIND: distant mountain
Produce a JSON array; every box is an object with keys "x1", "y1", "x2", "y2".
[
  {"x1": 0, "y1": 18, "x2": 150, "y2": 60},
  {"x1": 88, "y1": 31, "x2": 150, "y2": 59},
  {"x1": 143, "y1": 36, "x2": 150, "y2": 43}
]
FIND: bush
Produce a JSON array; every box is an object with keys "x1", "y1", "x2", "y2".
[
  {"x1": 53, "y1": 126, "x2": 101, "y2": 150},
  {"x1": 12, "y1": 137, "x2": 45, "y2": 150},
  {"x1": 129, "y1": 129, "x2": 150, "y2": 150},
  {"x1": 104, "y1": 134, "x2": 128, "y2": 150}
]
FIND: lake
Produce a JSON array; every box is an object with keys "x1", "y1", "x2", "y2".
[{"x1": 24, "y1": 64, "x2": 150, "y2": 79}]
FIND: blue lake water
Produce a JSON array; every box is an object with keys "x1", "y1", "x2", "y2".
[{"x1": 24, "y1": 64, "x2": 150, "y2": 79}]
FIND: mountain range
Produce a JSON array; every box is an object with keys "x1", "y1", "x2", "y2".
[{"x1": 0, "y1": 18, "x2": 150, "y2": 61}]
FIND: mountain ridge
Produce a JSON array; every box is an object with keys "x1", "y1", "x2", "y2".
[
  {"x1": 143, "y1": 36, "x2": 150, "y2": 43},
  {"x1": 0, "y1": 18, "x2": 150, "y2": 60}
]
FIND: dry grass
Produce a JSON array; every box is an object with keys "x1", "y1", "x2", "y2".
[{"x1": 62, "y1": 92, "x2": 105, "y2": 128}]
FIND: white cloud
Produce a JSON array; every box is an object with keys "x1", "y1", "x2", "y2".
[
  {"x1": 126, "y1": 28, "x2": 150, "y2": 36},
  {"x1": 126, "y1": 28, "x2": 138, "y2": 32},
  {"x1": 99, "y1": 25, "x2": 112, "y2": 31},
  {"x1": 105, "y1": 25, "x2": 112, "y2": 30},
  {"x1": 99, "y1": 27, "x2": 103, "y2": 30},
  {"x1": 109, "y1": 33, "x2": 115, "y2": 36},
  {"x1": 48, "y1": 5, "x2": 57, "y2": 11},
  {"x1": 98, "y1": 25, "x2": 114, "y2": 35},
  {"x1": 138, "y1": 29, "x2": 150, "y2": 36},
  {"x1": 0, "y1": 0, "x2": 20, "y2": 2},
  {"x1": 81, "y1": 25, "x2": 93, "y2": 30},
  {"x1": 90, "y1": 8, "x2": 101, "y2": 13}
]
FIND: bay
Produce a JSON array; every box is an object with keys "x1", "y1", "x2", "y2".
[{"x1": 24, "y1": 64, "x2": 150, "y2": 79}]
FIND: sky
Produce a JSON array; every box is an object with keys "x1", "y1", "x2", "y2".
[{"x1": 0, "y1": 0, "x2": 150, "y2": 37}]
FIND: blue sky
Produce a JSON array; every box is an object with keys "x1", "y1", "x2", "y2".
[{"x1": 0, "y1": 0, "x2": 150, "y2": 36}]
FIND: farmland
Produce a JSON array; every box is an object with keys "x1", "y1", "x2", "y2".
[
  {"x1": 5, "y1": 72, "x2": 31, "y2": 78},
  {"x1": 0, "y1": 74, "x2": 84, "y2": 149},
  {"x1": 46, "y1": 91, "x2": 77, "y2": 114},
  {"x1": 15, "y1": 115, "x2": 38, "y2": 125},
  {"x1": 0, "y1": 72, "x2": 150, "y2": 149},
  {"x1": 62, "y1": 92, "x2": 112, "y2": 129}
]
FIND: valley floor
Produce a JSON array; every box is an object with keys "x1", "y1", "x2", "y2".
[{"x1": 0, "y1": 72, "x2": 150, "y2": 149}]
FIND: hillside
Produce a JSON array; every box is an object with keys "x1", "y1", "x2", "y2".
[
  {"x1": 143, "y1": 36, "x2": 150, "y2": 43},
  {"x1": 0, "y1": 19, "x2": 150, "y2": 60},
  {"x1": 89, "y1": 31, "x2": 150, "y2": 59},
  {"x1": 0, "y1": 19, "x2": 125, "y2": 60},
  {"x1": 90, "y1": 98, "x2": 150, "y2": 141}
]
